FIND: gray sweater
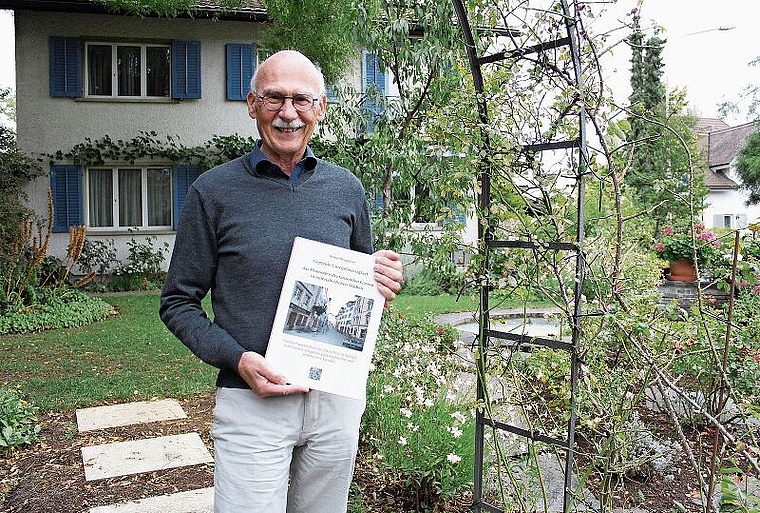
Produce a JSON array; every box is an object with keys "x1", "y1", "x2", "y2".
[{"x1": 159, "y1": 153, "x2": 373, "y2": 389}]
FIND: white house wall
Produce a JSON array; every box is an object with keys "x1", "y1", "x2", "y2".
[
  {"x1": 703, "y1": 188, "x2": 760, "y2": 231},
  {"x1": 14, "y1": 10, "x2": 265, "y2": 269}
]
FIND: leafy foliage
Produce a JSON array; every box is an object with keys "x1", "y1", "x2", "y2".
[
  {"x1": 95, "y1": 0, "x2": 246, "y2": 17},
  {"x1": 0, "y1": 110, "x2": 44, "y2": 249},
  {"x1": 49, "y1": 131, "x2": 256, "y2": 172},
  {"x1": 315, "y1": 0, "x2": 474, "y2": 265},
  {"x1": 0, "y1": 287, "x2": 116, "y2": 335},
  {"x1": 110, "y1": 233, "x2": 170, "y2": 291},
  {"x1": 626, "y1": 18, "x2": 706, "y2": 232},
  {"x1": 0, "y1": 86, "x2": 16, "y2": 122},
  {"x1": 0, "y1": 386, "x2": 41, "y2": 453},
  {"x1": 735, "y1": 128, "x2": 760, "y2": 205},
  {"x1": 257, "y1": 0, "x2": 366, "y2": 85}
]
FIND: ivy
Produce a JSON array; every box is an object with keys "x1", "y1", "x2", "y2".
[{"x1": 48, "y1": 131, "x2": 257, "y2": 172}]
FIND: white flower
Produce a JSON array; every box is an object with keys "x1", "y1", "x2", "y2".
[
  {"x1": 447, "y1": 453, "x2": 462, "y2": 464},
  {"x1": 398, "y1": 436, "x2": 407, "y2": 446},
  {"x1": 448, "y1": 426, "x2": 463, "y2": 438},
  {"x1": 400, "y1": 407, "x2": 413, "y2": 418},
  {"x1": 450, "y1": 411, "x2": 467, "y2": 424}
]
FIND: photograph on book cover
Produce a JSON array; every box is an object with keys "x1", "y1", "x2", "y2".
[
  {"x1": 266, "y1": 237, "x2": 385, "y2": 399},
  {"x1": 283, "y1": 280, "x2": 375, "y2": 352}
]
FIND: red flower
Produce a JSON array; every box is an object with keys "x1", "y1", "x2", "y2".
[
  {"x1": 663, "y1": 226, "x2": 674, "y2": 236},
  {"x1": 437, "y1": 327, "x2": 445, "y2": 335}
]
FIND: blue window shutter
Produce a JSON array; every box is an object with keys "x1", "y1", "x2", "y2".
[
  {"x1": 362, "y1": 51, "x2": 386, "y2": 112},
  {"x1": 49, "y1": 37, "x2": 82, "y2": 97},
  {"x1": 50, "y1": 164, "x2": 83, "y2": 232},
  {"x1": 443, "y1": 203, "x2": 467, "y2": 227},
  {"x1": 226, "y1": 43, "x2": 255, "y2": 101},
  {"x1": 372, "y1": 192, "x2": 384, "y2": 213},
  {"x1": 172, "y1": 164, "x2": 202, "y2": 229},
  {"x1": 172, "y1": 41, "x2": 202, "y2": 99}
]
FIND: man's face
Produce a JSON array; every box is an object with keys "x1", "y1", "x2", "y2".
[{"x1": 247, "y1": 55, "x2": 326, "y2": 166}]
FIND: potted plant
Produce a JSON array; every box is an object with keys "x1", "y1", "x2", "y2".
[{"x1": 654, "y1": 223, "x2": 722, "y2": 282}]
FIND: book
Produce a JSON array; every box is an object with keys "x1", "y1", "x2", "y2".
[{"x1": 265, "y1": 237, "x2": 386, "y2": 400}]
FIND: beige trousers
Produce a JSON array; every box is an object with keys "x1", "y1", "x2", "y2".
[{"x1": 212, "y1": 387, "x2": 365, "y2": 513}]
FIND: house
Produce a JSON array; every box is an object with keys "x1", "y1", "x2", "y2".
[
  {"x1": 697, "y1": 118, "x2": 760, "y2": 230},
  {"x1": 1, "y1": 0, "x2": 400, "y2": 270}
]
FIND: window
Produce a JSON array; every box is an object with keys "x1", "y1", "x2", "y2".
[
  {"x1": 51, "y1": 163, "x2": 201, "y2": 233},
  {"x1": 712, "y1": 213, "x2": 748, "y2": 230},
  {"x1": 85, "y1": 43, "x2": 171, "y2": 98},
  {"x1": 50, "y1": 37, "x2": 201, "y2": 99},
  {"x1": 87, "y1": 166, "x2": 172, "y2": 229}
]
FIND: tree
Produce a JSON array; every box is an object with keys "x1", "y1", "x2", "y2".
[
  {"x1": 626, "y1": 16, "x2": 705, "y2": 232},
  {"x1": 735, "y1": 128, "x2": 760, "y2": 205},
  {"x1": 95, "y1": 0, "x2": 244, "y2": 17},
  {"x1": 0, "y1": 87, "x2": 15, "y2": 123},
  {"x1": 256, "y1": 0, "x2": 365, "y2": 85},
  {"x1": 313, "y1": 0, "x2": 474, "y2": 283},
  {"x1": 0, "y1": 125, "x2": 44, "y2": 247}
]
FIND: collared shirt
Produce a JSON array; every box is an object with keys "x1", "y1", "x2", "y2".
[{"x1": 249, "y1": 141, "x2": 318, "y2": 183}]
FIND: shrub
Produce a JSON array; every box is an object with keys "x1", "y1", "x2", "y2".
[
  {"x1": 79, "y1": 239, "x2": 118, "y2": 277},
  {"x1": 0, "y1": 386, "x2": 41, "y2": 453},
  {"x1": 362, "y1": 306, "x2": 474, "y2": 509},
  {"x1": 0, "y1": 287, "x2": 116, "y2": 335},
  {"x1": 110, "y1": 233, "x2": 169, "y2": 291},
  {"x1": 653, "y1": 222, "x2": 723, "y2": 267}
]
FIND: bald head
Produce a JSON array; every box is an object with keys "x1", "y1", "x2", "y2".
[{"x1": 250, "y1": 50, "x2": 326, "y2": 96}]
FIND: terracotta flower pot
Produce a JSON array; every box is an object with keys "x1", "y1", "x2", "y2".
[{"x1": 667, "y1": 259, "x2": 697, "y2": 282}]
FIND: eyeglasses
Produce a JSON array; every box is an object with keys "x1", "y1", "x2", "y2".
[{"x1": 255, "y1": 92, "x2": 319, "y2": 112}]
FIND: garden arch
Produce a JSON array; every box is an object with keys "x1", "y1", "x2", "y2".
[{"x1": 451, "y1": 1, "x2": 588, "y2": 511}]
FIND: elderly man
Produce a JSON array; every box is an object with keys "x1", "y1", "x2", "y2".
[{"x1": 159, "y1": 50, "x2": 403, "y2": 512}]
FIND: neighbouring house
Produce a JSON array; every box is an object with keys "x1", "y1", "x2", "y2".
[
  {"x1": 1, "y1": 0, "x2": 408, "y2": 271},
  {"x1": 696, "y1": 118, "x2": 760, "y2": 230}
]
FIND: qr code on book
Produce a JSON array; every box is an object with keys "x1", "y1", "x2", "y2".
[{"x1": 309, "y1": 367, "x2": 323, "y2": 381}]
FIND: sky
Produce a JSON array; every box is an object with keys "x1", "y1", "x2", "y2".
[
  {"x1": 1, "y1": 2, "x2": 760, "y2": 125},
  {"x1": 593, "y1": 0, "x2": 760, "y2": 125}
]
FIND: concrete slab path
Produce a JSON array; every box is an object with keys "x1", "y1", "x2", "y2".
[
  {"x1": 88, "y1": 487, "x2": 214, "y2": 513},
  {"x1": 77, "y1": 399, "x2": 187, "y2": 432},
  {"x1": 81, "y1": 432, "x2": 213, "y2": 481}
]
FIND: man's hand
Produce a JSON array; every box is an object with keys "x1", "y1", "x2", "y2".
[
  {"x1": 237, "y1": 351, "x2": 310, "y2": 397},
  {"x1": 373, "y1": 249, "x2": 403, "y2": 301}
]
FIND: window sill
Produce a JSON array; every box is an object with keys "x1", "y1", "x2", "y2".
[
  {"x1": 85, "y1": 228, "x2": 175, "y2": 236},
  {"x1": 74, "y1": 97, "x2": 180, "y2": 104},
  {"x1": 410, "y1": 222, "x2": 443, "y2": 231}
]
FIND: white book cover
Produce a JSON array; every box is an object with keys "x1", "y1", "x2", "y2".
[{"x1": 265, "y1": 237, "x2": 386, "y2": 399}]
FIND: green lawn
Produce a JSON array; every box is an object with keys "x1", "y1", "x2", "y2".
[
  {"x1": 0, "y1": 292, "x2": 485, "y2": 411},
  {"x1": 0, "y1": 293, "x2": 217, "y2": 411},
  {"x1": 0, "y1": 289, "x2": 545, "y2": 411}
]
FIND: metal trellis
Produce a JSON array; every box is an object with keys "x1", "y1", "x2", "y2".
[{"x1": 451, "y1": 1, "x2": 588, "y2": 512}]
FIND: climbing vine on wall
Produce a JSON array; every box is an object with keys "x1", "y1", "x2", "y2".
[{"x1": 48, "y1": 131, "x2": 257, "y2": 172}]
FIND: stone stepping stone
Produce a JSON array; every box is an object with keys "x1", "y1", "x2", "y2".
[
  {"x1": 88, "y1": 487, "x2": 214, "y2": 513},
  {"x1": 77, "y1": 399, "x2": 187, "y2": 432},
  {"x1": 81, "y1": 433, "x2": 213, "y2": 481}
]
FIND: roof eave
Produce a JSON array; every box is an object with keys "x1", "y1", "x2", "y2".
[{"x1": 0, "y1": 0, "x2": 268, "y2": 21}]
